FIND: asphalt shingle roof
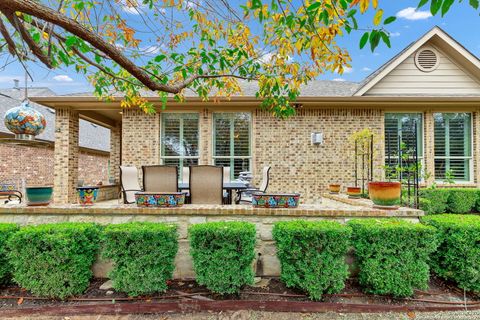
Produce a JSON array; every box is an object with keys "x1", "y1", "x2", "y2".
[{"x1": 0, "y1": 87, "x2": 110, "y2": 152}]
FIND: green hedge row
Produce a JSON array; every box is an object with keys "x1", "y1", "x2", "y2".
[
  {"x1": 0, "y1": 217, "x2": 479, "y2": 300},
  {"x1": 419, "y1": 188, "x2": 479, "y2": 214},
  {"x1": 422, "y1": 214, "x2": 480, "y2": 292}
]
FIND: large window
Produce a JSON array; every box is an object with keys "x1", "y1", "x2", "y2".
[
  {"x1": 434, "y1": 113, "x2": 472, "y2": 182},
  {"x1": 384, "y1": 113, "x2": 423, "y2": 179},
  {"x1": 161, "y1": 113, "x2": 199, "y2": 179},
  {"x1": 213, "y1": 113, "x2": 251, "y2": 180}
]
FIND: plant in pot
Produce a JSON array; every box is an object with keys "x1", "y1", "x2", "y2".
[
  {"x1": 346, "y1": 186, "x2": 362, "y2": 198},
  {"x1": 328, "y1": 184, "x2": 341, "y2": 194},
  {"x1": 26, "y1": 185, "x2": 53, "y2": 206}
]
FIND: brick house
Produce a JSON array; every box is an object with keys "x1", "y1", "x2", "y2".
[
  {"x1": 0, "y1": 86, "x2": 112, "y2": 190},
  {"x1": 31, "y1": 27, "x2": 480, "y2": 204}
]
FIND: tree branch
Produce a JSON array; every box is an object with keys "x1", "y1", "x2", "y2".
[{"x1": 0, "y1": 15, "x2": 18, "y2": 56}]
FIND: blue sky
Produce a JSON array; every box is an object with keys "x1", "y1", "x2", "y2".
[{"x1": 0, "y1": 0, "x2": 478, "y2": 94}]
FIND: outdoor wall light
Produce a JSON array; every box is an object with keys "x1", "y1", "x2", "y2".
[{"x1": 311, "y1": 132, "x2": 324, "y2": 145}]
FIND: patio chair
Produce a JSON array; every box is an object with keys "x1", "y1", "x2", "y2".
[
  {"x1": 222, "y1": 167, "x2": 231, "y2": 204},
  {"x1": 189, "y1": 165, "x2": 223, "y2": 205},
  {"x1": 237, "y1": 166, "x2": 271, "y2": 204},
  {"x1": 142, "y1": 165, "x2": 178, "y2": 192},
  {"x1": 119, "y1": 166, "x2": 142, "y2": 204}
]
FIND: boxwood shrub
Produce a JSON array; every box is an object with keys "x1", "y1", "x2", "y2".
[
  {"x1": 446, "y1": 189, "x2": 477, "y2": 214},
  {"x1": 7, "y1": 223, "x2": 101, "y2": 299},
  {"x1": 273, "y1": 220, "x2": 351, "y2": 300},
  {"x1": 188, "y1": 221, "x2": 256, "y2": 294},
  {"x1": 422, "y1": 214, "x2": 480, "y2": 292},
  {"x1": 419, "y1": 189, "x2": 450, "y2": 215},
  {"x1": 102, "y1": 222, "x2": 178, "y2": 296},
  {"x1": 349, "y1": 219, "x2": 438, "y2": 297},
  {"x1": 0, "y1": 224, "x2": 18, "y2": 285}
]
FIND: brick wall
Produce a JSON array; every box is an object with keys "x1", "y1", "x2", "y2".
[
  {"x1": 0, "y1": 143, "x2": 109, "y2": 187},
  {"x1": 253, "y1": 108, "x2": 384, "y2": 203}
]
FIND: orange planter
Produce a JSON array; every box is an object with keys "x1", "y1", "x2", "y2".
[
  {"x1": 368, "y1": 182, "x2": 401, "y2": 207},
  {"x1": 346, "y1": 186, "x2": 362, "y2": 198},
  {"x1": 328, "y1": 184, "x2": 341, "y2": 194}
]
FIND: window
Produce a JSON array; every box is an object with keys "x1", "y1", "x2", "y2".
[
  {"x1": 434, "y1": 113, "x2": 472, "y2": 182},
  {"x1": 384, "y1": 113, "x2": 423, "y2": 179},
  {"x1": 213, "y1": 113, "x2": 251, "y2": 180},
  {"x1": 161, "y1": 113, "x2": 199, "y2": 179}
]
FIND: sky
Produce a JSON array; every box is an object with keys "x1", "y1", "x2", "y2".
[{"x1": 0, "y1": 0, "x2": 479, "y2": 94}]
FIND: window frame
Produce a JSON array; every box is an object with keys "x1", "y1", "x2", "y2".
[
  {"x1": 433, "y1": 112, "x2": 473, "y2": 184},
  {"x1": 160, "y1": 112, "x2": 200, "y2": 180},
  {"x1": 384, "y1": 112, "x2": 425, "y2": 180},
  {"x1": 212, "y1": 112, "x2": 252, "y2": 180}
]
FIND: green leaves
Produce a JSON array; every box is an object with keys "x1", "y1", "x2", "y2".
[
  {"x1": 359, "y1": 32, "x2": 369, "y2": 49},
  {"x1": 383, "y1": 16, "x2": 396, "y2": 25}
]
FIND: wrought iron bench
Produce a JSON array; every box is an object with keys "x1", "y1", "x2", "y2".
[{"x1": 0, "y1": 183, "x2": 22, "y2": 204}]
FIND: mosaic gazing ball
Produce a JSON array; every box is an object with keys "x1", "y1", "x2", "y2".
[{"x1": 4, "y1": 101, "x2": 46, "y2": 137}]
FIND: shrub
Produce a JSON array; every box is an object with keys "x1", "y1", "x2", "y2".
[
  {"x1": 7, "y1": 223, "x2": 100, "y2": 299},
  {"x1": 446, "y1": 189, "x2": 477, "y2": 214},
  {"x1": 419, "y1": 189, "x2": 450, "y2": 215},
  {"x1": 349, "y1": 219, "x2": 438, "y2": 297},
  {"x1": 422, "y1": 214, "x2": 480, "y2": 292},
  {"x1": 102, "y1": 222, "x2": 178, "y2": 296},
  {"x1": 273, "y1": 220, "x2": 351, "y2": 300},
  {"x1": 189, "y1": 221, "x2": 256, "y2": 294},
  {"x1": 0, "y1": 224, "x2": 18, "y2": 285}
]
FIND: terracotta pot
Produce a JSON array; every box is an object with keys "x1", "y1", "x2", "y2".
[
  {"x1": 368, "y1": 182, "x2": 401, "y2": 207},
  {"x1": 328, "y1": 184, "x2": 341, "y2": 194},
  {"x1": 346, "y1": 187, "x2": 362, "y2": 198}
]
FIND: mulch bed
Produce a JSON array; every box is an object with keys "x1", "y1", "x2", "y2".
[{"x1": 0, "y1": 276, "x2": 479, "y2": 316}]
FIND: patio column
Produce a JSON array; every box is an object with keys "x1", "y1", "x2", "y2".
[
  {"x1": 199, "y1": 108, "x2": 213, "y2": 165},
  {"x1": 109, "y1": 122, "x2": 121, "y2": 184},
  {"x1": 475, "y1": 110, "x2": 480, "y2": 187},
  {"x1": 53, "y1": 107, "x2": 79, "y2": 204},
  {"x1": 424, "y1": 110, "x2": 435, "y2": 186}
]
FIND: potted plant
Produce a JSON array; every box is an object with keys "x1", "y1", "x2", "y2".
[
  {"x1": 367, "y1": 181, "x2": 401, "y2": 208},
  {"x1": 346, "y1": 186, "x2": 362, "y2": 198},
  {"x1": 26, "y1": 185, "x2": 53, "y2": 206},
  {"x1": 328, "y1": 184, "x2": 341, "y2": 194}
]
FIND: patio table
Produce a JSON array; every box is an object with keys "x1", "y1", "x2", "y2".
[{"x1": 178, "y1": 181, "x2": 248, "y2": 204}]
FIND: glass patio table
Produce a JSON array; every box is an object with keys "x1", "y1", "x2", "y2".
[{"x1": 178, "y1": 181, "x2": 248, "y2": 204}]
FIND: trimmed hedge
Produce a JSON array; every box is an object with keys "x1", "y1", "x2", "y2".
[
  {"x1": 7, "y1": 223, "x2": 100, "y2": 299},
  {"x1": 102, "y1": 222, "x2": 178, "y2": 296},
  {"x1": 273, "y1": 220, "x2": 351, "y2": 300},
  {"x1": 446, "y1": 189, "x2": 477, "y2": 214},
  {"x1": 422, "y1": 214, "x2": 480, "y2": 292},
  {"x1": 0, "y1": 224, "x2": 18, "y2": 285},
  {"x1": 419, "y1": 189, "x2": 450, "y2": 215},
  {"x1": 189, "y1": 222, "x2": 256, "y2": 294},
  {"x1": 349, "y1": 219, "x2": 438, "y2": 297}
]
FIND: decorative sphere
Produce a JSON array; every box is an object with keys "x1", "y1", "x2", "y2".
[{"x1": 4, "y1": 101, "x2": 46, "y2": 137}]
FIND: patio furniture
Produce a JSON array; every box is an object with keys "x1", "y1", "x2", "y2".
[
  {"x1": 179, "y1": 181, "x2": 248, "y2": 205},
  {"x1": 189, "y1": 165, "x2": 223, "y2": 205},
  {"x1": 237, "y1": 166, "x2": 271, "y2": 204},
  {"x1": 119, "y1": 166, "x2": 142, "y2": 204},
  {"x1": 142, "y1": 165, "x2": 178, "y2": 192},
  {"x1": 0, "y1": 182, "x2": 22, "y2": 204}
]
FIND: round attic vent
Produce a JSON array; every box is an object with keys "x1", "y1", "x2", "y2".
[{"x1": 415, "y1": 48, "x2": 440, "y2": 72}]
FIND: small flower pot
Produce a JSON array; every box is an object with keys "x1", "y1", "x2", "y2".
[
  {"x1": 328, "y1": 184, "x2": 341, "y2": 194},
  {"x1": 26, "y1": 186, "x2": 53, "y2": 206},
  {"x1": 252, "y1": 193, "x2": 300, "y2": 208},
  {"x1": 135, "y1": 192, "x2": 186, "y2": 207},
  {"x1": 346, "y1": 187, "x2": 362, "y2": 199},
  {"x1": 76, "y1": 187, "x2": 99, "y2": 206},
  {"x1": 368, "y1": 182, "x2": 401, "y2": 208}
]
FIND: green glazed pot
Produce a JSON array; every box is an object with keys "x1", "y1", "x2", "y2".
[
  {"x1": 368, "y1": 182, "x2": 401, "y2": 207},
  {"x1": 26, "y1": 186, "x2": 53, "y2": 206}
]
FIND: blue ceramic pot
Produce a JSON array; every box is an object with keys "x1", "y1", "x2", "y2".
[
  {"x1": 76, "y1": 187, "x2": 99, "y2": 206},
  {"x1": 135, "y1": 192, "x2": 186, "y2": 207},
  {"x1": 26, "y1": 186, "x2": 53, "y2": 206},
  {"x1": 252, "y1": 193, "x2": 300, "y2": 208}
]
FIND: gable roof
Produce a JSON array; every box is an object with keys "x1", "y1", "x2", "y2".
[
  {"x1": 0, "y1": 87, "x2": 111, "y2": 152},
  {"x1": 354, "y1": 26, "x2": 480, "y2": 96}
]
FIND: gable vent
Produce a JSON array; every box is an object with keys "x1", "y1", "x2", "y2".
[{"x1": 415, "y1": 48, "x2": 440, "y2": 72}]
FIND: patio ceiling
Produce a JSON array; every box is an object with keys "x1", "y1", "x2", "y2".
[{"x1": 30, "y1": 95, "x2": 480, "y2": 129}]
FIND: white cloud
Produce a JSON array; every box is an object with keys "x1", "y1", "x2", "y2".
[
  {"x1": 142, "y1": 45, "x2": 162, "y2": 55},
  {"x1": 373, "y1": 52, "x2": 381, "y2": 56},
  {"x1": 390, "y1": 32, "x2": 401, "y2": 37},
  {"x1": 332, "y1": 78, "x2": 346, "y2": 82},
  {"x1": 185, "y1": 0, "x2": 201, "y2": 9},
  {"x1": 362, "y1": 67, "x2": 372, "y2": 72},
  {"x1": 52, "y1": 75, "x2": 73, "y2": 82},
  {"x1": 396, "y1": 7, "x2": 432, "y2": 21},
  {"x1": 120, "y1": 0, "x2": 146, "y2": 15},
  {"x1": 343, "y1": 67, "x2": 353, "y2": 74}
]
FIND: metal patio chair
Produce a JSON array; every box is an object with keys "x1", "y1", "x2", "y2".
[
  {"x1": 189, "y1": 165, "x2": 223, "y2": 205},
  {"x1": 142, "y1": 165, "x2": 178, "y2": 192},
  {"x1": 119, "y1": 166, "x2": 143, "y2": 204},
  {"x1": 237, "y1": 166, "x2": 271, "y2": 204}
]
